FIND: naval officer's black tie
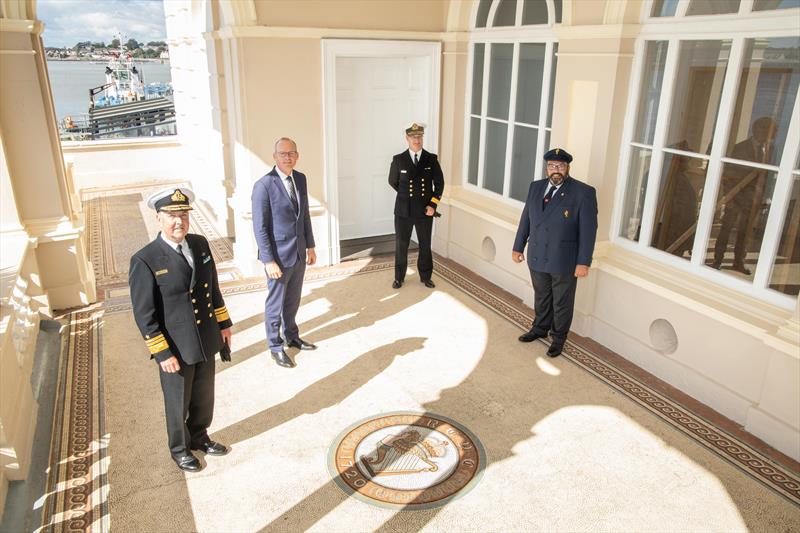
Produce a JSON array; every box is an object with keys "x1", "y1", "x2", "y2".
[{"x1": 542, "y1": 185, "x2": 557, "y2": 210}]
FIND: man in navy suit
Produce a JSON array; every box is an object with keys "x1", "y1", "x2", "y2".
[
  {"x1": 512, "y1": 148, "x2": 598, "y2": 357},
  {"x1": 252, "y1": 137, "x2": 317, "y2": 368}
]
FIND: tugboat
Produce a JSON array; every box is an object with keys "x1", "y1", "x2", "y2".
[{"x1": 60, "y1": 52, "x2": 176, "y2": 141}]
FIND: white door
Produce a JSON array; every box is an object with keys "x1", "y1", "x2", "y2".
[{"x1": 335, "y1": 56, "x2": 431, "y2": 240}]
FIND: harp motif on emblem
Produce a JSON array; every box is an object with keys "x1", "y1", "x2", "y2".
[{"x1": 359, "y1": 429, "x2": 449, "y2": 477}]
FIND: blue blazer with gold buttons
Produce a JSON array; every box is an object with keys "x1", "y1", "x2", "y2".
[
  {"x1": 129, "y1": 233, "x2": 233, "y2": 364},
  {"x1": 513, "y1": 176, "x2": 598, "y2": 275}
]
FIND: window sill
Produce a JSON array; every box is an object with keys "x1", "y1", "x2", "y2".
[{"x1": 61, "y1": 135, "x2": 182, "y2": 153}]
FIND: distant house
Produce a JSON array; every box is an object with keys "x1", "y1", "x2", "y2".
[{"x1": 159, "y1": 50, "x2": 169, "y2": 60}]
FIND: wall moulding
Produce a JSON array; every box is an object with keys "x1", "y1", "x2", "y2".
[
  {"x1": 23, "y1": 217, "x2": 83, "y2": 242},
  {"x1": 0, "y1": 18, "x2": 41, "y2": 35},
  {"x1": 207, "y1": 25, "x2": 461, "y2": 43}
]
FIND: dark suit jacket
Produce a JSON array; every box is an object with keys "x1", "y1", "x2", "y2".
[
  {"x1": 129, "y1": 233, "x2": 233, "y2": 364},
  {"x1": 513, "y1": 176, "x2": 598, "y2": 275},
  {"x1": 388, "y1": 149, "x2": 445, "y2": 218},
  {"x1": 252, "y1": 167, "x2": 316, "y2": 268}
]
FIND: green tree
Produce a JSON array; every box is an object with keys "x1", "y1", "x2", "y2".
[
  {"x1": 125, "y1": 38, "x2": 139, "y2": 51},
  {"x1": 110, "y1": 38, "x2": 120, "y2": 48}
]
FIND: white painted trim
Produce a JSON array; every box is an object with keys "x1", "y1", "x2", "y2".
[
  {"x1": 486, "y1": 0, "x2": 501, "y2": 29},
  {"x1": 0, "y1": 50, "x2": 35, "y2": 55},
  {"x1": 478, "y1": 43, "x2": 492, "y2": 189},
  {"x1": 0, "y1": 18, "x2": 39, "y2": 34},
  {"x1": 639, "y1": 10, "x2": 800, "y2": 38},
  {"x1": 535, "y1": 41, "x2": 555, "y2": 181},
  {"x1": 321, "y1": 39, "x2": 441, "y2": 266},
  {"x1": 502, "y1": 42, "x2": 521, "y2": 198},
  {"x1": 211, "y1": 25, "x2": 447, "y2": 42},
  {"x1": 556, "y1": 52, "x2": 636, "y2": 58}
]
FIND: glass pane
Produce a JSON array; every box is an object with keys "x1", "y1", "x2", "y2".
[
  {"x1": 633, "y1": 41, "x2": 669, "y2": 145},
  {"x1": 494, "y1": 0, "x2": 517, "y2": 26},
  {"x1": 471, "y1": 44, "x2": 485, "y2": 115},
  {"x1": 511, "y1": 125, "x2": 538, "y2": 201},
  {"x1": 769, "y1": 175, "x2": 800, "y2": 296},
  {"x1": 554, "y1": 0, "x2": 563, "y2": 23},
  {"x1": 483, "y1": 121, "x2": 508, "y2": 194},
  {"x1": 488, "y1": 44, "x2": 514, "y2": 120},
  {"x1": 475, "y1": 0, "x2": 492, "y2": 27},
  {"x1": 706, "y1": 162, "x2": 778, "y2": 280},
  {"x1": 665, "y1": 40, "x2": 731, "y2": 154},
  {"x1": 686, "y1": 0, "x2": 740, "y2": 15},
  {"x1": 547, "y1": 43, "x2": 558, "y2": 127},
  {"x1": 650, "y1": 153, "x2": 705, "y2": 258},
  {"x1": 754, "y1": 0, "x2": 800, "y2": 10},
  {"x1": 726, "y1": 37, "x2": 800, "y2": 168},
  {"x1": 515, "y1": 43, "x2": 546, "y2": 125},
  {"x1": 468, "y1": 117, "x2": 481, "y2": 185},
  {"x1": 620, "y1": 147, "x2": 653, "y2": 241},
  {"x1": 522, "y1": 0, "x2": 548, "y2": 24},
  {"x1": 651, "y1": 0, "x2": 679, "y2": 16}
]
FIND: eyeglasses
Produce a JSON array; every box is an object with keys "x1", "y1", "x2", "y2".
[
  {"x1": 276, "y1": 151, "x2": 298, "y2": 158},
  {"x1": 546, "y1": 162, "x2": 567, "y2": 170}
]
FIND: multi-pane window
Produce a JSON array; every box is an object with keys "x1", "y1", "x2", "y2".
[
  {"x1": 617, "y1": 3, "x2": 800, "y2": 304},
  {"x1": 466, "y1": 0, "x2": 560, "y2": 202}
]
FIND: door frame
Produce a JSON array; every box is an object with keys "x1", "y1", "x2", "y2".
[{"x1": 322, "y1": 39, "x2": 442, "y2": 265}]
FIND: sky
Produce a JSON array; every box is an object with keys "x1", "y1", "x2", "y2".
[{"x1": 37, "y1": 0, "x2": 167, "y2": 48}]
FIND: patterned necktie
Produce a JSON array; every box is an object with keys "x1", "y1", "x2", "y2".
[
  {"x1": 414, "y1": 153, "x2": 419, "y2": 166},
  {"x1": 176, "y1": 244, "x2": 192, "y2": 269},
  {"x1": 542, "y1": 185, "x2": 557, "y2": 210},
  {"x1": 286, "y1": 176, "x2": 299, "y2": 212}
]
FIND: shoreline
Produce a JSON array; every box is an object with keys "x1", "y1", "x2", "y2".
[{"x1": 46, "y1": 58, "x2": 169, "y2": 63}]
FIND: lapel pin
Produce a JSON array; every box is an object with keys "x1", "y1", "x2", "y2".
[{"x1": 564, "y1": 209, "x2": 569, "y2": 218}]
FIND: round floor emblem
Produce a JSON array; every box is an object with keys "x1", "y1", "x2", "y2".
[{"x1": 329, "y1": 413, "x2": 485, "y2": 509}]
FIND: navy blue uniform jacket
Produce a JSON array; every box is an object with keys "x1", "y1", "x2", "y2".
[
  {"x1": 513, "y1": 176, "x2": 598, "y2": 275},
  {"x1": 388, "y1": 149, "x2": 444, "y2": 218},
  {"x1": 129, "y1": 233, "x2": 233, "y2": 364},
  {"x1": 252, "y1": 168, "x2": 315, "y2": 268}
]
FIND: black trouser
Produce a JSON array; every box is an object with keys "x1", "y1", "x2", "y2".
[
  {"x1": 395, "y1": 215, "x2": 433, "y2": 282},
  {"x1": 159, "y1": 356, "x2": 215, "y2": 457},
  {"x1": 529, "y1": 269, "x2": 578, "y2": 344},
  {"x1": 714, "y1": 194, "x2": 753, "y2": 266}
]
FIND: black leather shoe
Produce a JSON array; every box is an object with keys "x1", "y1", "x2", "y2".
[
  {"x1": 422, "y1": 279, "x2": 435, "y2": 288},
  {"x1": 286, "y1": 338, "x2": 317, "y2": 350},
  {"x1": 392, "y1": 279, "x2": 403, "y2": 289},
  {"x1": 547, "y1": 343, "x2": 564, "y2": 358},
  {"x1": 270, "y1": 349, "x2": 296, "y2": 368},
  {"x1": 173, "y1": 453, "x2": 201, "y2": 472},
  {"x1": 732, "y1": 263, "x2": 751, "y2": 275},
  {"x1": 518, "y1": 330, "x2": 545, "y2": 343},
  {"x1": 191, "y1": 440, "x2": 228, "y2": 456}
]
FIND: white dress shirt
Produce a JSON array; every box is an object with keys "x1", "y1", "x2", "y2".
[
  {"x1": 543, "y1": 181, "x2": 563, "y2": 198},
  {"x1": 161, "y1": 233, "x2": 194, "y2": 269},
  {"x1": 275, "y1": 166, "x2": 298, "y2": 199},
  {"x1": 408, "y1": 149, "x2": 422, "y2": 164}
]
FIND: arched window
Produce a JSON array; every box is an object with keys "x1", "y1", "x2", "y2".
[
  {"x1": 465, "y1": 0, "x2": 561, "y2": 203},
  {"x1": 615, "y1": 1, "x2": 800, "y2": 305}
]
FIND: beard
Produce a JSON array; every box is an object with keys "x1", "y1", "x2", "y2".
[{"x1": 548, "y1": 173, "x2": 565, "y2": 186}]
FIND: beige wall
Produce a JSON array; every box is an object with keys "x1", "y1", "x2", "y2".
[{"x1": 255, "y1": 0, "x2": 449, "y2": 32}]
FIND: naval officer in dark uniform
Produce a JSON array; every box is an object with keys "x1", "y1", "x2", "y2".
[
  {"x1": 512, "y1": 149, "x2": 598, "y2": 357},
  {"x1": 129, "y1": 187, "x2": 233, "y2": 472},
  {"x1": 388, "y1": 123, "x2": 445, "y2": 289}
]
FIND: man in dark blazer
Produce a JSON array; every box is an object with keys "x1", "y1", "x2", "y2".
[
  {"x1": 252, "y1": 137, "x2": 317, "y2": 369},
  {"x1": 129, "y1": 187, "x2": 233, "y2": 472},
  {"x1": 711, "y1": 116, "x2": 777, "y2": 274},
  {"x1": 512, "y1": 148, "x2": 598, "y2": 357},
  {"x1": 388, "y1": 123, "x2": 445, "y2": 289}
]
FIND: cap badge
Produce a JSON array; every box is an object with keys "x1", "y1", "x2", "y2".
[{"x1": 171, "y1": 189, "x2": 186, "y2": 202}]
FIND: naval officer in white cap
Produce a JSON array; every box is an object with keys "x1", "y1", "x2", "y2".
[{"x1": 128, "y1": 187, "x2": 233, "y2": 472}]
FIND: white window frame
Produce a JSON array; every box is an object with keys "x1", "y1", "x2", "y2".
[
  {"x1": 464, "y1": 0, "x2": 559, "y2": 207},
  {"x1": 611, "y1": 4, "x2": 800, "y2": 309}
]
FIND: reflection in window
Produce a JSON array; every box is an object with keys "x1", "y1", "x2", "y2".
[
  {"x1": 726, "y1": 37, "x2": 800, "y2": 167},
  {"x1": 686, "y1": 0, "x2": 740, "y2": 15},
  {"x1": 515, "y1": 43, "x2": 546, "y2": 124},
  {"x1": 651, "y1": 0, "x2": 679, "y2": 16},
  {"x1": 620, "y1": 148, "x2": 653, "y2": 241},
  {"x1": 511, "y1": 125, "x2": 538, "y2": 201},
  {"x1": 475, "y1": 0, "x2": 492, "y2": 28},
  {"x1": 769, "y1": 175, "x2": 800, "y2": 295},
  {"x1": 483, "y1": 121, "x2": 508, "y2": 194},
  {"x1": 488, "y1": 44, "x2": 513, "y2": 120},
  {"x1": 753, "y1": 0, "x2": 800, "y2": 10},
  {"x1": 553, "y1": 0, "x2": 563, "y2": 23},
  {"x1": 522, "y1": 0, "x2": 548, "y2": 24},
  {"x1": 707, "y1": 163, "x2": 778, "y2": 278},
  {"x1": 494, "y1": 0, "x2": 517, "y2": 26},
  {"x1": 666, "y1": 40, "x2": 731, "y2": 154},
  {"x1": 651, "y1": 150, "x2": 704, "y2": 258},
  {"x1": 468, "y1": 117, "x2": 481, "y2": 185},
  {"x1": 471, "y1": 44, "x2": 485, "y2": 114},
  {"x1": 633, "y1": 41, "x2": 668, "y2": 145}
]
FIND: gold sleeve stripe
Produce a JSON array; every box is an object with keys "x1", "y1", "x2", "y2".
[
  {"x1": 147, "y1": 337, "x2": 169, "y2": 354},
  {"x1": 215, "y1": 307, "x2": 230, "y2": 322},
  {"x1": 145, "y1": 334, "x2": 166, "y2": 346},
  {"x1": 430, "y1": 197, "x2": 440, "y2": 204}
]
